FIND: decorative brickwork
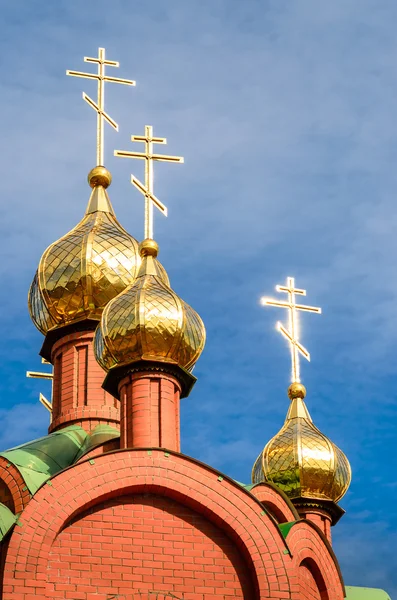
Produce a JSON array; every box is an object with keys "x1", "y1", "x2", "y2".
[{"x1": 49, "y1": 330, "x2": 120, "y2": 433}]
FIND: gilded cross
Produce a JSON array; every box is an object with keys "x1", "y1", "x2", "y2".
[
  {"x1": 261, "y1": 277, "x2": 321, "y2": 383},
  {"x1": 26, "y1": 358, "x2": 53, "y2": 417},
  {"x1": 114, "y1": 125, "x2": 184, "y2": 239},
  {"x1": 67, "y1": 47, "x2": 136, "y2": 166}
]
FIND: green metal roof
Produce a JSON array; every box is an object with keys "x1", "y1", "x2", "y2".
[
  {"x1": 345, "y1": 586, "x2": 391, "y2": 599},
  {"x1": 0, "y1": 424, "x2": 121, "y2": 497},
  {"x1": 74, "y1": 424, "x2": 119, "y2": 461},
  {"x1": 0, "y1": 425, "x2": 88, "y2": 495},
  {"x1": 0, "y1": 502, "x2": 18, "y2": 540}
]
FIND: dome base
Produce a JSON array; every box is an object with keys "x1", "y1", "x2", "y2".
[
  {"x1": 292, "y1": 496, "x2": 345, "y2": 527},
  {"x1": 102, "y1": 359, "x2": 197, "y2": 400},
  {"x1": 40, "y1": 319, "x2": 99, "y2": 362}
]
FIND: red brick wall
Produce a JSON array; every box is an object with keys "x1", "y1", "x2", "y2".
[
  {"x1": 3, "y1": 450, "x2": 345, "y2": 600},
  {"x1": 47, "y1": 494, "x2": 254, "y2": 600}
]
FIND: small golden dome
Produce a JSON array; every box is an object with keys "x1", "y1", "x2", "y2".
[
  {"x1": 28, "y1": 168, "x2": 141, "y2": 335},
  {"x1": 252, "y1": 389, "x2": 351, "y2": 503},
  {"x1": 94, "y1": 239, "x2": 206, "y2": 372}
]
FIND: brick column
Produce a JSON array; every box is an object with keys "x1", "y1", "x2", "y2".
[
  {"x1": 49, "y1": 330, "x2": 119, "y2": 433},
  {"x1": 118, "y1": 371, "x2": 181, "y2": 451},
  {"x1": 295, "y1": 506, "x2": 333, "y2": 544}
]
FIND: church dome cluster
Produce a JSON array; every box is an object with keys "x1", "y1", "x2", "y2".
[
  {"x1": 28, "y1": 167, "x2": 140, "y2": 335},
  {"x1": 27, "y1": 45, "x2": 350, "y2": 530}
]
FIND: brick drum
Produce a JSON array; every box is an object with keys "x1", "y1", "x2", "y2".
[
  {"x1": 49, "y1": 330, "x2": 120, "y2": 433},
  {"x1": 47, "y1": 494, "x2": 254, "y2": 599}
]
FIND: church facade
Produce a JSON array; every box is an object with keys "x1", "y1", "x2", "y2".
[{"x1": 0, "y1": 48, "x2": 391, "y2": 600}]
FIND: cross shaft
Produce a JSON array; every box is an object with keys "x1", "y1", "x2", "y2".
[
  {"x1": 115, "y1": 125, "x2": 184, "y2": 239},
  {"x1": 67, "y1": 47, "x2": 135, "y2": 166},
  {"x1": 261, "y1": 277, "x2": 321, "y2": 383}
]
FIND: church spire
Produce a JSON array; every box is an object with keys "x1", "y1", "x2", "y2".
[
  {"x1": 253, "y1": 276, "x2": 351, "y2": 543},
  {"x1": 94, "y1": 126, "x2": 205, "y2": 451},
  {"x1": 28, "y1": 49, "x2": 141, "y2": 434}
]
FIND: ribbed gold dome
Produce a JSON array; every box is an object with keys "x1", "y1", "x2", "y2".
[
  {"x1": 28, "y1": 167, "x2": 141, "y2": 335},
  {"x1": 94, "y1": 239, "x2": 206, "y2": 372},
  {"x1": 252, "y1": 385, "x2": 351, "y2": 503}
]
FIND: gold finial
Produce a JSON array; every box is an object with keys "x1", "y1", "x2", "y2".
[
  {"x1": 114, "y1": 125, "x2": 184, "y2": 240},
  {"x1": 88, "y1": 166, "x2": 112, "y2": 189},
  {"x1": 261, "y1": 277, "x2": 321, "y2": 383},
  {"x1": 288, "y1": 382, "x2": 306, "y2": 400},
  {"x1": 139, "y1": 238, "x2": 159, "y2": 257},
  {"x1": 67, "y1": 47, "x2": 136, "y2": 166}
]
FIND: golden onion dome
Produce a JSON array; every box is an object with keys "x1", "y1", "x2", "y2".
[
  {"x1": 252, "y1": 383, "x2": 351, "y2": 503},
  {"x1": 28, "y1": 167, "x2": 141, "y2": 335},
  {"x1": 94, "y1": 238, "x2": 206, "y2": 373}
]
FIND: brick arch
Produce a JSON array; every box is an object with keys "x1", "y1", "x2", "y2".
[
  {"x1": 3, "y1": 449, "x2": 294, "y2": 599},
  {"x1": 249, "y1": 482, "x2": 299, "y2": 524},
  {"x1": 286, "y1": 521, "x2": 345, "y2": 600},
  {"x1": 0, "y1": 458, "x2": 31, "y2": 513},
  {"x1": 49, "y1": 493, "x2": 255, "y2": 598},
  {"x1": 299, "y1": 557, "x2": 328, "y2": 600}
]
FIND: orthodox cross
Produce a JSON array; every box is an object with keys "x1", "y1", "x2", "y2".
[
  {"x1": 67, "y1": 47, "x2": 136, "y2": 166},
  {"x1": 261, "y1": 277, "x2": 321, "y2": 383},
  {"x1": 114, "y1": 125, "x2": 184, "y2": 239},
  {"x1": 26, "y1": 358, "x2": 53, "y2": 417}
]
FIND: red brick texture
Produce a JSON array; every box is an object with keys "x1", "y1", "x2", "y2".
[
  {"x1": 0, "y1": 457, "x2": 31, "y2": 513},
  {"x1": 49, "y1": 330, "x2": 120, "y2": 433},
  {"x1": 2, "y1": 449, "x2": 344, "y2": 600},
  {"x1": 295, "y1": 509, "x2": 333, "y2": 545},
  {"x1": 249, "y1": 483, "x2": 300, "y2": 524},
  {"x1": 119, "y1": 372, "x2": 181, "y2": 451},
  {"x1": 48, "y1": 494, "x2": 254, "y2": 598}
]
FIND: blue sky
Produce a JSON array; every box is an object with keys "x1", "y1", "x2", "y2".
[{"x1": 0, "y1": 0, "x2": 396, "y2": 595}]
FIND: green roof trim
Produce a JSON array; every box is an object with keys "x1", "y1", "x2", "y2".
[
  {"x1": 0, "y1": 502, "x2": 18, "y2": 541},
  {"x1": 278, "y1": 521, "x2": 298, "y2": 539},
  {"x1": 345, "y1": 587, "x2": 391, "y2": 600},
  {"x1": 0, "y1": 424, "x2": 121, "y2": 498},
  {"x1": 0, "y1": 425, "x2": 88, "y2": 495},
  {"x1": 233, "y1": 480, "x2": 255, "y2": 491}
]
